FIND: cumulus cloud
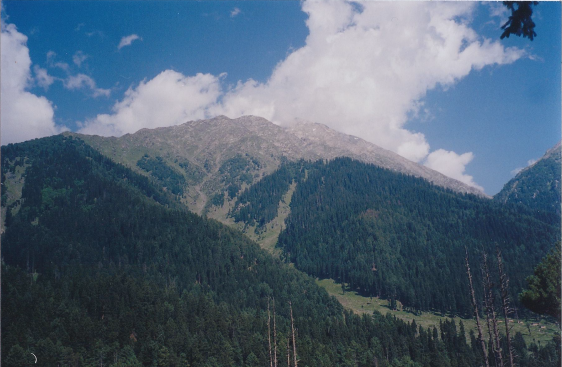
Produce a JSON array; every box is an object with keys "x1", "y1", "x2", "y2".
[
  {"x1": 1, "y1": 23, "x2": 66, "y2": 145},
  {"x1": 77, "y1": 2, "x2": 524, "y2": 191},
  {"x1": 118, "y1": 34, "x2": 142, "y2": 50},
  {"x1": 207, "y1": 1, "x2": 524, "y2": 190},
  {"x1": 78, "y1": 70, "x2": 222, "y2": 136},
  {"x1": 213, "y1": 2, "x2": 521, "y2": 165},
  {"x1": 424, "y1": 149, "x2": 484, "y2": 191},
  {"x1": 63, "y1": 73, "x2": 111, "y2": 97}
]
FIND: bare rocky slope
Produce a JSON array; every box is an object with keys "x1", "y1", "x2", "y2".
[{"x1": 71, "y1": 115, "x2": 488, "y2": 219}]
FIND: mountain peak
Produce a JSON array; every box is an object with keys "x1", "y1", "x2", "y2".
[
  {"x1": 74, "y1": 114, "x2": 489, "y2": 218},
  {"x1": 494, "y1": 141, "x2": 561, "y2": 215}
]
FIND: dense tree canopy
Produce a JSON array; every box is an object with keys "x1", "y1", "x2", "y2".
[
  {"x1": 520, "y1": 243, "x2": 561, "y2": 323},
  {"x1": 2, "y1": 136, "x2": 560, "y2": 366},
  {"x1": 235, "y1": 159, "x2": 560, "y2": 315}
]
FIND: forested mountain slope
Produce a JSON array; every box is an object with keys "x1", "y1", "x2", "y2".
[
  {"x1": 494, "y1": 141, "x2": 561, "y2": 216},
  {"x1": 231, "y1": 159, "x2": 560, "y2": 316},
  {"x1": 5, "y1": 136, "x2": 548, "y2": 366}
]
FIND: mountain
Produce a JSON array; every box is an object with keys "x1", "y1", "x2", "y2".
[
  {"x1": 62, "y1": 117, "x2": 559, "y2": 314},
  {"x1": 2, "y1": 133, "x2": 560, "y2": 366},
  {"x1": 285, "y1": 120, "x2": 487, "y2": 197},
  {"x1": 494, "y1": 141, "x2": 561, "y2": 216},
  {"x1": 1, "y1": 135, "x2": 470, "y2": 366},
  {"x1": 70, "y1": 115, "x2": 487, "y2": 218},
  {"x1": 231, "y1": 158, "x2": 560, "y2": 315}
]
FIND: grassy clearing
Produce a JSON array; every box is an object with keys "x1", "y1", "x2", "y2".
[{"x1": 316, "y1": 278, "x2": 558, "y2": 346}]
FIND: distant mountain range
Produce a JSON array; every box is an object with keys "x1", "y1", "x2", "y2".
[{"x1": 494, "y1": 141, "x2": 561, "y2": 216}]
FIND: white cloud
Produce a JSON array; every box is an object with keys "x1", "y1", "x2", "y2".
[
  {"x1": 212, "y1": 1, "x2": 522, "y2": 168},
  {"x1": 46, "y1": 50, "x2": 107, "y2": 96},
  {"x1": 78, "y1": 70, "x2": 222, "y2": 136},
  {"x1": 1, "y1": 23, "x2": 66, "y2": 145},
  {"x1": 33, "y1": 65, "x2": 55, "y2": 90},
  {"x1": 424, "y1": 149, "x2": 483, "y2": 191},
  {"x1": 73, "y1": 50, "x2": 88, "y2": 67},
  {"x1": 118, "y1": 34, "x2": 142, "y2": 50},
  {"x1": 63, "y1": 73, "x2": 111, "y2": 97},
  {"x1": 77, "y1": 2, "x2": 524, "y2": 190},
  {"x1": 230, "y1": 7, "x2": 241, "y2": 18}
]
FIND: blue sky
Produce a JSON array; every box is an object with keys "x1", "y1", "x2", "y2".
[{"x1": 1, "y1": 1, "x2": 560, "y2": 195}]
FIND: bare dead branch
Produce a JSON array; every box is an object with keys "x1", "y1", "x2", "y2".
[{"x1": 466, "y1": 247, "x2": 490, "y2": 367}]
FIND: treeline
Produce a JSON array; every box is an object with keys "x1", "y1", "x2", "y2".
[
  {"x1": 238, "y1": 158, "x2": 560, "y2": 315},
  {"x1": 4, "y1": 136, "x2": 557, "y2": 366}
]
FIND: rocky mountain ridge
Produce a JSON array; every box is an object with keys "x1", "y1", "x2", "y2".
[
  {"x1": 284, "y1": 119, "x2": 487, "y2": 197},
  {"x1": 73, "y1": 115, "x2": 487, "y2": 217}
]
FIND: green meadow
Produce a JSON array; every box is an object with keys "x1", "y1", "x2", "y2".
[{"x1": 317, "y1": 278, "x2": 559, "y2": 346}]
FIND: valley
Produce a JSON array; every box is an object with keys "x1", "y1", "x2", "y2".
[
  {"x1": 2, "y1": 0, "x2": 560, "y2": 365},
  {"x1": 316, "y1": 279, "x2": 559, "y2": 347},
  {"x1": 1, "y1": 122, "x2": 560, "y2": 366}
]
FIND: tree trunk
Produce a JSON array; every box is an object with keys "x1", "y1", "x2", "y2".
[
  {"x1": 465, "y1": 248, "x2": 489, "y2": 367},
  {"x1": 482, "y1": 252, "x2": 503, "y2": 367},
  {"x1": 268, "y1": 298, "x2": 273, "y2": 367},
  {"x1": 290, "y1": 301, "x2": 298, "y2": 367},
  {"x1": 287, "y1": 334, "x2": 291, "y2": 367},
  {"x1": 497, "y1": 248, "x2": 514, "y2": 367},
  {"x1": 273, "y1": 298, "x2": 278, "y2": 367}
]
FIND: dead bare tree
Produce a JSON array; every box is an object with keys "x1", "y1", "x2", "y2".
[
  {"x1": 287, "y1": 334, "x2": 291, "y2": 367},
  {"x1": 289, "y1": 301, "x2": 298, "y2": 367},
  {"x1": 268, "y1": 298, "x2": 273, "y2": 367},
  {"x1": 496, "y1": 248, "x2": 514, "y2": 367},
  {"x1": 482, "y1": 252, "x2": 503, "y2": 367},
  {"x1": 465, "y1": 247, "x2": 490, "y2": 367},
  {"x1": 273, "y1": 298, "x2": 278, "y2": 367}
]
